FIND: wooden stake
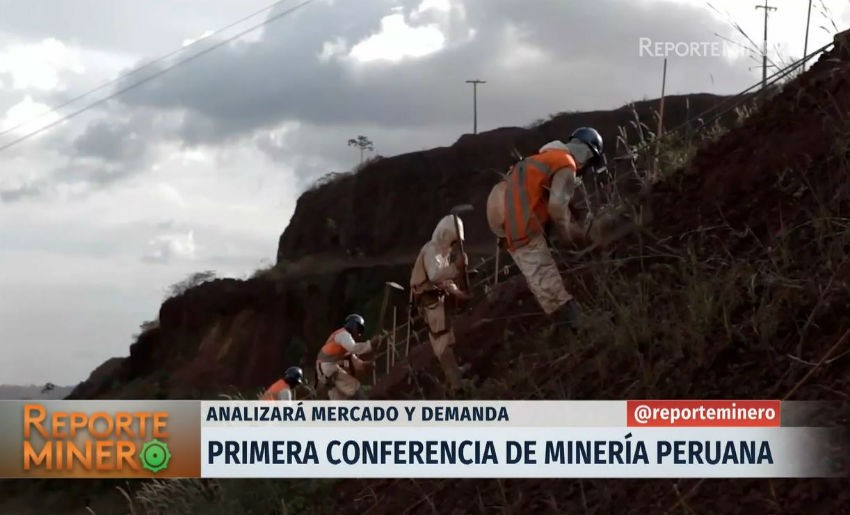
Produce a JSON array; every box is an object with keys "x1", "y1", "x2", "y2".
[
  {"x1": 657, "y1": 57, "x2": 667, "y2": 139},
  {"x1": 391, "y1": 306, "x2": 397, "y2": 367},
  {"x1": 653, "y1": 58, "x2": 667, "y2": 177}
]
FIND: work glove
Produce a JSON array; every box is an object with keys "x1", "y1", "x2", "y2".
[{"x1": 444, "y1": 282, "x2": 472, "y2": 302}]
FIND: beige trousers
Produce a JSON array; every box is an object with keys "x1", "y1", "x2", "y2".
[
  {"x1": 421, "y1": 297, "x2": 462, "y2": 390},
  {"x1": 509, "y1": 233, "x2": 572, "y2": 314},
  {"x1": 316, "y1": 361, "x2": 360, "y2": 400}
]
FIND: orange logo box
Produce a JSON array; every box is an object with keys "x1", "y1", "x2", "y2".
[{"x1": 1, "y1": 400, "x2": 201, "y2": 478}]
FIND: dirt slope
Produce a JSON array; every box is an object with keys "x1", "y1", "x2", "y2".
[{"x1": 334, "y1": 30, "x2": 850, "y2": 515}]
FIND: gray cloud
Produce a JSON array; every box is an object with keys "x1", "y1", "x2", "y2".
[
  {"x1": 111, "y1": 0, "x2": 755, "y2": 147},
  {"x1": 142, "y1": 231, "x2": 196, "y2": 264},
  {"x1": 0, "y1": 107, "x2": 170, "y2": 203},
  {"x1": 0, "y1": 0, "x2": 278, "y2": 56},
  {"x1": 2, "y1": 0, "x2": 763, "y2": 205},
  {"x1": 0, "y1": 159, "x2": 145, "y2": 203},
  {"x1": 72, "y1": 116, "x2": 152, "y2": 163},
  {"x1": 254, "y1": 119, "x2": 470, "y2": 189},
  {"x1": 0, "y1": 181, "x2": 46, "y2": 202}
]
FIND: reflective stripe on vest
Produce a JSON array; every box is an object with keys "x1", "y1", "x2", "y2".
[
  {"x1": 261, "y1": 379, "x2": 289, "y2": 401},
  {"x1": 503, "y1": 151, "x2": 575, "y2": 250},
  {"x1": 317, "y1": 328, "x2": 349, "y2": 363}
]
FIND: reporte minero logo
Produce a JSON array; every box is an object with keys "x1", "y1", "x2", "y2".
[
  {"x1": 638, "y1": 37, "x2": 745, "y2": 59},
  {"x1": 22, "y1": 403, "x2": 173, "y2": 475}
]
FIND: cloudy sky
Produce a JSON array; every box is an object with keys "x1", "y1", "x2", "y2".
[{"x1": 1, "y1": 0, "x2": 847, "y2": 386}]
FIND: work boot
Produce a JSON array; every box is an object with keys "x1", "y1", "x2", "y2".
[{"x1": 552, "y1": 300, "x2": 582, "y2": 330}]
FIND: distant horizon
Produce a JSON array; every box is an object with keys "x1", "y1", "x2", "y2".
[
  {"x1": 0, "y1": 384, "x2": 75, "y2": 400},
  {"x1": 0, "y1": 383, "x2": 74, "y2": 387}
]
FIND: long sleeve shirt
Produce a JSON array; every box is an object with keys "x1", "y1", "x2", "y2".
[
  {"x1": 423, "y1": 243, "x2": 462, "y2": 285},
  {"x1": 548, "y1": 168, "x2": 591, "y2": 240},
  {"x1": 410, "y1": 214, "x2": 464, "y2": 294},
  {"x1": 274, "y1": 388, "x2": 293, "y2": 401},
  {"x1": 333, "y1": 329, "x2": 372, "y2": 355}
]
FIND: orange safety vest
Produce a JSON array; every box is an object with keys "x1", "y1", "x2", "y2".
[
  {"x1": 261, "y1": 379, "x2": 290, "y2": 401},
  {"x1": 316, "y1": 328, "x2": 350, "y2": 363},
  {"x1": 503, "y1": 148, "x2": 577, "y2": 251}
]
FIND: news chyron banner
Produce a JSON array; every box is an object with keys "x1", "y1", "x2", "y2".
[{"x1": 0, "y1": 400, "x2": 846, "y2": 479}]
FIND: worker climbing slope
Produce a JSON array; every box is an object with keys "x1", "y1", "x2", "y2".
[
  {"x1": 410, "y1": 214, "x2": 472, "y2": 393},
  {"x1": 261, "y1": 366, "x2": 304, "y2": 401},
  {"x1": 316, "y1": 314, "x2": 380, "y2": 400},
  {"x1": 486, "y1": 127, "x2": 605, "y2": 328}
]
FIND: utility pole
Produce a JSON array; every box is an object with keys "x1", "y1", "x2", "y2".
[
  {"x1": 755, "y1": 0, "x2": 777, "y2": 91},
  {"x1": 803, "y1": 0, "x2": 813, "y2": 71},
  {"x1": 465, "y1": 79, "x2": 486, "y2": 134}
]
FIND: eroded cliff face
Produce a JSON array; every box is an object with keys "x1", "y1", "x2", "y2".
[
  {"x1": 277, "y1": 94, "x2": 732, "y2": 263},
  {"x1": 67, "y1": 264, "x2": 416, "y2": 400}
]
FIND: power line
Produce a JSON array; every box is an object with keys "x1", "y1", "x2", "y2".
[
  {"x1": 0, "y1": 0, "x2": 314, "y2": 155},
  {"x1": 0, "y1": 0, "x2": 296, "y2": 141}
]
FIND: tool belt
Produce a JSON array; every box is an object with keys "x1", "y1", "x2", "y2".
[
  {"x1": 413, "y1": 288, "x2": 452, "y2": 338},
  {"x1": 429, "y1": 326, "x2": 451, "y2": 338},
  {"x1": 416, "y1": 288, "x2": 445, "y2": 309}
]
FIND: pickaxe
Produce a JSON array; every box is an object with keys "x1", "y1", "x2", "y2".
[{"x1": 450, "y1": 203, "x2": 474, "y2": 290}]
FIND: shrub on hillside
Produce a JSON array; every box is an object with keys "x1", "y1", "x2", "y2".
[{"x1": 165, "y1": 271, "x2": 216, "y2": 299}]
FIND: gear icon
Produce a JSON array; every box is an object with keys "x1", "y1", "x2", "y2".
[{"x1": 140, "y1": 439, "x2": 172, "y2": 473}]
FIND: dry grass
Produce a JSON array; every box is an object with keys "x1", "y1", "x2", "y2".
[
  {"x1": 118, "y1": 477, "x2": 336, "y2": 515},
  {"x1": 116, "y1": 385, "x2": 339, "y2": 515},
  {"x1": 356, "y1": 102, "x2": 850, "y2": 512},
  {"x1": 127, "y1": 45, "x2": 850, "y2": 514},
  {"x1": 478, "y1": 123, "x2": 849, "y2": 403}
]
